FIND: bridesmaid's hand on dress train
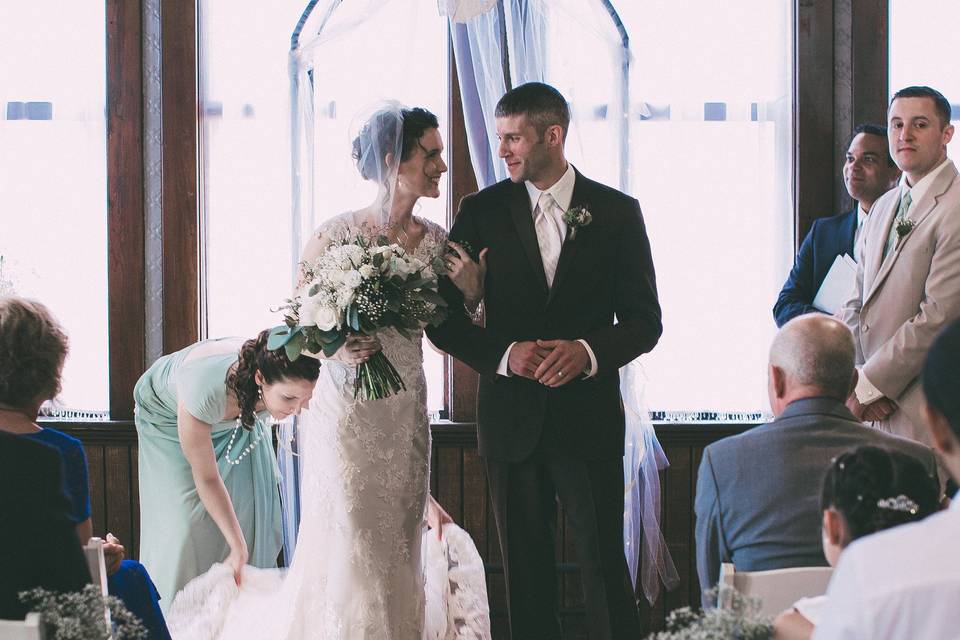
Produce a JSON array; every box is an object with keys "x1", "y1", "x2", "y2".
[
  {"x1": 427, "y1": 495, "x2": 454, "y2": 541},
  {"x1": 225, "y1": 545, "x2": 249, "y2": 586}
]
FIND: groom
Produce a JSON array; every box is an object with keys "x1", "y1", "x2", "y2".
[{"x1": 428, "y1": 82, "x2": 661, "y2": 639}]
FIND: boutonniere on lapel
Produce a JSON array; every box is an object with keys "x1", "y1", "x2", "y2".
[
  {"x1": 562, "y1": 205, "x2": 593, "y2": 240},
  {"x1": 895, "y1": 217, "x2": 916, "y2": 249}
]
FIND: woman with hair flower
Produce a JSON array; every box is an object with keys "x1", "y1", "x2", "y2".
[{"x1": 773, "y1": 445, "x2": 939, "y2": 639}]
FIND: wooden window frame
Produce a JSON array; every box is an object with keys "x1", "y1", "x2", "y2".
[
  {"x1": 145, "y1": 0, "x2": 892, "y2": 424},
  {"x1": 107, "y1": 0, "x2": 146, "y2": 420}
]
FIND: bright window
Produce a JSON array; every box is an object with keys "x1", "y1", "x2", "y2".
[
  {"x1": 0, "y1": 3, "x2": 108, "y2": 416},
  {"x1": 614, "y1": 0, "x2": 793, "y2": 418},
  {"x1": 200, "y1": 2, "x2": 449, "y2": 415}
]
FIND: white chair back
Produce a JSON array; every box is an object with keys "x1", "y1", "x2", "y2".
[
  {"x1": 718, "y1": 562, "x2": 833, "y2": 617},
  {"x1": 83, "y1": 538, "x2": 111, "y2": 633},
  {"x1": 0, "y1": 613, "x2": 45, "y2": 639},
  {"x1": 83, "y1": 538, "x2": 109, "y2": 597}
]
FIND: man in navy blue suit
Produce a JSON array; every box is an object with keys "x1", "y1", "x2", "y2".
[{"x1": 774, "y1": 124, "x2": 900, "y2": 326}]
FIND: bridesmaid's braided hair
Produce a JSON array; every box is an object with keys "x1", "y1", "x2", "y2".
[
  {"x1": 226, "y1": 329, "x2": 320, "y2": 430},
  {"x1": 821, "y1": 446, "x2": 938, "y2": 542}
]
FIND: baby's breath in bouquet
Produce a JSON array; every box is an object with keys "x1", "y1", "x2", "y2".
[
  {"x1": 19, "y1": 585, "x2": 147, "y2": 639},
  {"x1": 646, "y1": 587, "x2": 773, "y2": 640},
  {"x1": 271, "y1": 234, "x2": 448, "y2": 400}
]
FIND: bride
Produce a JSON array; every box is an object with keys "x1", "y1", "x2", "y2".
[{"x1": 167, "y1": 104, "x2": 489, "y2": 639}]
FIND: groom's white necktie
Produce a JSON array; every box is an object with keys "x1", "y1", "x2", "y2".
[{"x1": 534, "y1": 192, "x2": 563, "y2": 288}]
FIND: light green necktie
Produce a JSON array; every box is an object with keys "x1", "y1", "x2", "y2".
[{"x1": 884, "y1": 191, "x2": 912, "y2": 260}]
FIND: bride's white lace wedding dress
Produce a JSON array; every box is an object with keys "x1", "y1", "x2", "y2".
[{"x1": 166, "y1": 213, "x2": 490, "y2": 640}]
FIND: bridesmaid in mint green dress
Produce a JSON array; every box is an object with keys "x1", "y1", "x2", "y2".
[{"x1": 134, "y1": 329, "x2": 320, "y2": 609}]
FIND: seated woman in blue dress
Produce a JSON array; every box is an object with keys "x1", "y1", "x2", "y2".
[{"x1": 0, "y1": 296, "x2": 170, "y2": 639}]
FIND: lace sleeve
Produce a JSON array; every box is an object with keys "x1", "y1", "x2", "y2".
[{"x1": 297, "y1": 212, "x2": 365, "y2": 289}]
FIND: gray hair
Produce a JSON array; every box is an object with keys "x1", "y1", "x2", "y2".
[{"x1": 769, "y1": 315, "x2": 856, "y2": 398}]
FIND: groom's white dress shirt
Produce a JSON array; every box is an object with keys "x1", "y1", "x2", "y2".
[
  {"x1": 496, "y1": 163, "x2": 599, "y2": 377},
  {"x1": 813, "y1": 492, "x2": 960, "y2": 639},
  {"x1": 853, "y1": 158, "x2": 952, "y2": 406}
]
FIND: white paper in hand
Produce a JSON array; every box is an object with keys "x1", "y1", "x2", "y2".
[{"x1": 813, "y1": 254, "x2": 857, "y2": 314}]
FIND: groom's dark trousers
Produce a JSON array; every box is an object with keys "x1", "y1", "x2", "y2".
[{"x1": 427, "y1": 169, "x2": 661, "y2": 639}]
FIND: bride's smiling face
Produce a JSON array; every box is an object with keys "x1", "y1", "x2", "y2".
[{"x1": 396, "y1": 128, "x2": 447, "y2": 200}]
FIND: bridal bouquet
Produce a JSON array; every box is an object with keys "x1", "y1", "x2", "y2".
[{"x1": 270, "y1": 234, "x2": 448, "y2": 400}]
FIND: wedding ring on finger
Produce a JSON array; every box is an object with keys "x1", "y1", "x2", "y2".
[{"x1": 557, "y1": 370, "x2": 564, "y2": 378}]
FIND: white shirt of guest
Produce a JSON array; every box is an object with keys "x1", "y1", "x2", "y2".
[
  {"x1": 853, "y1": 158, "x2": 953, "y2": 405},
  {"x1": 495, "y1": 163, "x2": 599, "y2": 378},
  {"x1": 853, "y1": 204, "x2": 869, "y2": 264},
  {"x1": 812, "y1": 492, "x2": 960, "y2": 640}
]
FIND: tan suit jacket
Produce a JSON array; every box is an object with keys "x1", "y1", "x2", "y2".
[{"x1": 840, "y1": 160, "x2": 960, "y2": 444}]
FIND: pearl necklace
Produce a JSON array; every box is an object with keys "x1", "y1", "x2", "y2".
[{"x1": 224, "y1": 415, "x2": 264, "y2": 466}]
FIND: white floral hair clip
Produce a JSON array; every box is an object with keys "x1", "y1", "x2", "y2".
[{"x1": 876, "y1": 494, "x2": 919, "y2": 514}]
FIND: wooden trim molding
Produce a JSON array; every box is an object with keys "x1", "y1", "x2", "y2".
[
  {"x1": 160, "y1": 0, "x2": 200, "y2": 353},
  {"x1": 795, "y1": 0, "x2": 836, "y2": 246},
  {"x1": 106, "y1": 0, "x2": 146, "y2": 420}
]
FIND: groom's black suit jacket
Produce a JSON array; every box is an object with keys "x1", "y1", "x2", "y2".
[{"x1": 427, "y1": 169, "x2": 661, "y2": 462}]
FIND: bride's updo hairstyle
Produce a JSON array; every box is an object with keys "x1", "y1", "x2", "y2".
[
  {"x1": 821, "y1": 446, "x2": 938, "y2": 542},
  {"x1": 351, "y1": 106, "x2": 439, "y2": 182},
  {"x1": 227, "y1": 329, "x2": 320, "y2": 429},
  {"x1": 0, "y1": 296, "x2": 68, "y2": 410}
]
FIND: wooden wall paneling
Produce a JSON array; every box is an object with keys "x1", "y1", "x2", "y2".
[
  {"x1": 131, "y1": 445, "x2": 141, "y2": 559},
  {"x1": 662, "y1": 444, "x2": 694, "y2": 614},
  {"x1": 462, "y1": 448, "x2": 488, "y2": 555},
  {"x1": 106, "y1": 0, "x2": 146, "y2": 419},
  {"x1": 160, "y1": 0, "x2": 200, "y2": 353},
  {"x1": 86, "y1": 444, "x2": 107, "y2": 538},
  {"x1": 437, "y1": 445, "x2": 464, "y2": 523},
  {"x1": 689, "y1": 444, "x2": 706, "y2": 608},
  {"x1": 104, "y1": 445, "x2": 134, "y2": 551},
  {"x1": 63, "y1": 420, "x2": 750, "y2": 637}
]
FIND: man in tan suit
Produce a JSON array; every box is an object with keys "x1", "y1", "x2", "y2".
[{"x1": 841, "y1": 85, "x2": 960, "y2": 445}]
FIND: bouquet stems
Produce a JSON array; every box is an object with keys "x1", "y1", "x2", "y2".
[{"x1": 354, "y1": 351, "x2": 406, "y2": 400}]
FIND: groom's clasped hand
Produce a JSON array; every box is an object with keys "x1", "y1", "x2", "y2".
[{"x1": 508, "y1": 338, "x2": 589, "y2": 387}]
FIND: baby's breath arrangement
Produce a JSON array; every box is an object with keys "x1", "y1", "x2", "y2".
[
  {"x1": 18, "y1": 585, "x2": 147, "y2": 640},
  {"x1": 646, "y1": 587, "x2": 773, "y2": 640},
  {"x1": 272, "y1": 234, "x2": 448, "y2": 400}
]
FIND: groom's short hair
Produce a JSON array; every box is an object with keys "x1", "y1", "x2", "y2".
[{"x1": 496, "y1": 82, "x2": 570, "y2": 141}]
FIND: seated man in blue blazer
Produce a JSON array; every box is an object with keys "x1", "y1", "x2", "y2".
[
  {"x1": 694, "y1": 315, "x2": 937, "y2": 604},
  {"x1": 774, "y1": 124, "x2": 900, "y2": 326}
]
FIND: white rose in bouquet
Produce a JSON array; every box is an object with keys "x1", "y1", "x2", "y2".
[
  {"x1": 343, "y1": 269, "x2": 363, "y2": 290},
  {"x1": 389, "y1": 256, "x2": 414, "y2": 278},
  {"x1": 313, "y1": 305, "x2": 340, "y2": 331},
  {"x1": 298, "y1": 296, "x2": 321, "y2": 327},
  {"x1": 359, "y1": 264, "x2": 376, "y2": 279}
]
